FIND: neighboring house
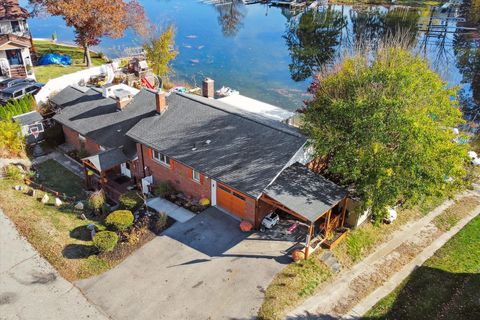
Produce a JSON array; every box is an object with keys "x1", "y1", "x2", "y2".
[
  {"x1": 0, "y1": 0, "x2": 35, "y2": 79},
  {"x1": 52, "y1": 79, "x2": 350, "y2": 250},
  {"x1": 51, "y1": 83, "x2": 157, "y2": 199},
  {"x1": 12, "y1": 110, "x2": 43, "y2": 144}
]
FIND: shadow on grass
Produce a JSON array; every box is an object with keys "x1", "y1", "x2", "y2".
[
  {"x1": 281, "y1": 266, "x2": 480, "y2": 320},
  {"x1": 69, "y1": 225, "x2": 93, "y2": 241},
  {"x1": 62, "y1": 244, "x2": 97, "y2": 259}
]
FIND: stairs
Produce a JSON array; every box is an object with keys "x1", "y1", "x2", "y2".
[{"x1": 9, "y1": 65, "x2": 27, "y2": 78}]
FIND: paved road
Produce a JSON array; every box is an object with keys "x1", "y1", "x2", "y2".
[
  {"x1": 77, "y1": 207, "x2": 296, "y2": 320},
  {"x1": 0, "y1": 210, "x2": 108, "y2": 320}
]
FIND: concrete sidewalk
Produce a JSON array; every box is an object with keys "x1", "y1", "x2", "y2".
[
  {"x1": 288, "y1": 188, "x2": 480, "y2": 319},
  {"x1": 147, "y1": 197, "x2": 196, "y2": 223},
  {"x1": 0, "y1": 210, "x2": 108, "y2": 320}
]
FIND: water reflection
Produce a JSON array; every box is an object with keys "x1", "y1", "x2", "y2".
[
  {"x1": 215, "y1": 0, "x2": 246, "y2": 37},
  {"x1": 284, "y1": 6, "x2": 347, "y2": 82}
]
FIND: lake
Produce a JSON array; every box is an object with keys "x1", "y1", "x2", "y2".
[{"x1": 21, "y1": 0, "x2": 479, "y2": 119}]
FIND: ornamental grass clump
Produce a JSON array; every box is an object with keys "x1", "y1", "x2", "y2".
[
  {"x1": 93, "y1": 231, "x2": 119, "y2": 253},
  {"x1": 105, "y1": 210, "x2": 134, "y2": 231}
]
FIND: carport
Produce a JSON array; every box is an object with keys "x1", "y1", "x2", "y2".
[{"x1": 260, "y1": 163, "x2": 348, "y2": 257}]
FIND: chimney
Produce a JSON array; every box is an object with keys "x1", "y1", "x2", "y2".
[
  {"x1": 116, "y1": 98, "x2": 130, "y2": 110},
  {"x1": 156, "y1": 91, "x2": 167, "y2": 114},
  {"x1": 202, "y1": 77, "x2": 214, "y2": 99}
]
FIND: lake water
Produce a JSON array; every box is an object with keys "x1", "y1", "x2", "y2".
[{"x1": 22, "y1": 0, "x2": 479, "y2": 118}]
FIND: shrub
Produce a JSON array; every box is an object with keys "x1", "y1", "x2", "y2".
[
  {"x1": 0, "y1": 121, "x2": 24, "y2": 158},
  {"x1": 152, "y1": 181, "x2": 174, "y2": 197},
  {"x1": 93, "y1": 231, "x2": 118, "y2": 253},
  {"x1": 88, "y1": 190, "x2": 105, "y2": 214},
  {"x1": 105, "y1": 210, "x2": 134, "y2": 231},
  {"x1": 119, "y1": 191, "x2": 143, "y2": 212},
  {"x1": 4, "y1": 165, "x2": 23, "y2": 180}
]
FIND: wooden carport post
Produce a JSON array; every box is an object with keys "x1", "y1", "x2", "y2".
[
  {"x1": 304, "y1": 222, "x2": 314, "y2": 258},
  {"x1": 341, "y1": 197, "x2": 348, "y2": 227}
]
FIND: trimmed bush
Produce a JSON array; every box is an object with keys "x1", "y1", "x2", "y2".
[
  {"x1": 119, "y1": 191, "x2": 143, "y2": 212},
  {"x1": 152, "y1": 181, "x2": 174, "y2": 197},
  {"x1": 93, "y1": 231, "x2": 118, "y2": 252},
  {"x1": 105, "y1": 210, "x2": 134, "y2": 231}
]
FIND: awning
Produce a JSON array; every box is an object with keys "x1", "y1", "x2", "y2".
[
  {"x1": 82, "y1": 148, "x2": 128, "y2": 172},
  {"x1": 263, "y1": 163, "x2": 347, "y2": 222}
]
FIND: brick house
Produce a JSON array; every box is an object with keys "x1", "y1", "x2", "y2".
[
  {"x1": 0, "y1": 0, "x2": 35, "y2": 79},
  {"x1": 51, "y1": 84, "x2": 157, "y2": 199},
  {"x1": 52, "y1": 80, "x2": 350, "y2": 250}
]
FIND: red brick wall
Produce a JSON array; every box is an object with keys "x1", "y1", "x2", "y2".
[
  {"x1": 141, "y1": 145, "x2": 211, "y2": 202},
  {"x1": 62, "y1": 125, "x2": 100, "y2": 155}
]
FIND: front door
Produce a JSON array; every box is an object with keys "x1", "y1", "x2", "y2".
[{"x1": 120, "y1": 162, "x2": 131, "y2": 178}]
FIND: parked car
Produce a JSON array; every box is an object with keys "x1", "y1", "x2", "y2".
[
  {"x1": 0, "y1": 78, "x2": 36, "y2": 89},
  {"x1": 0, "y1": 82, "x2": 43, "y2": 104},
  {"x1": 260, "y1": 211, "x2": 280, "y2": 232}
]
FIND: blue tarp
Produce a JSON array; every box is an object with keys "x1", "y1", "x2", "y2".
[{"x1": 38, "y1": 53, "x2": 72, "y2": 66}]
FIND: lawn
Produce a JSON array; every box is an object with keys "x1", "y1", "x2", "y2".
[
  {"x1": 33, "y1": 159, "x2": 85, "y2": 198},
  {"x1": 0, "y1": 161, "x2": 111, "y2": 281},
  {"x1": 365, "y1": 215, "x2": 480, "y2": 319},
  {"x1": 258, "y1": 252, "x2": 332, "y2": 320},
  {"x1": 33, "y1": 40, "x2": 106, "y2": 83}
]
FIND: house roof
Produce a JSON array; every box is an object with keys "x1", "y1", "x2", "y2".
[
  {"x1": 0, "y1": 0, "x2": 29, "y2": 21},
  {"x1": 264, "y1": 163, "x2": 347, "y2": 222},
  {"x1": 52, "y1": 85, "x2": 157, "y2": 159},
  {"x1": 12, "y1": 110, "x2": 42, "y2": 126},
  {"x1": 0, "y1": 34, "x2": 31, "y2": 48},
  {"x1": 127, "y1": 92, "x2": 307, "y2": 198},
  {"x1": 83, "y1": 148, "x2": 128, "y2": 172}
]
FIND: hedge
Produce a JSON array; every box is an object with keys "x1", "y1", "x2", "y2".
[
  {"x1": 119, "y1": 191, "x2": 143, "y2": 212},
  {"x1": 93, "y1": 231, "x2": 119, "y2": 252},
  {"x1": 105, "y1": 210, "x2": 134, "y2": 231}
]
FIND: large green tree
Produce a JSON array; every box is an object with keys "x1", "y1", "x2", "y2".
[{"x1": 301, "y1": 48, "x2": 468, "y2": 218}]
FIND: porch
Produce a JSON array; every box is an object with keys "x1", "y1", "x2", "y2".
[
  {"x1": 82, "y1": 149, "x2": 136, "y2": 201},
  {"x1": 260, "y1": 163, "x2": 349, "y2": 257}
]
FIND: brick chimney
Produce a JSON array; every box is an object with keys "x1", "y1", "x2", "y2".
[
  {"x1": 116, "y1": 98, "x2": 130, "y2": 110},
  {"x1": 202, "y1": 77, "x2": 214, "y2": 99},
  {"x1": 156, "y1": 91, "x2": 167, "y2": 114}
]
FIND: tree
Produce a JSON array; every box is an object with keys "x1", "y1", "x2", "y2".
[
  {"x1": 0, "y1": 121, "x2": 23, "y2": 158},
  {"x1": 215, "y1": 0, "x2": 246, "y2": 37},
  {"x1": 29, "y1": 0, "x2": 148, "y2": 67},
  {"x1": 301, "y1": 47, "x2": 468, "y2": 219},
  {"x1": 143, "y1": 25, "x2": 177, "y2": 80}
]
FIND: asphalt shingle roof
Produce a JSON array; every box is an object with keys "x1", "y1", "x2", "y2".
[
  {"x1": 53, "y1": 86, "x2": 157, "y2": 159},
  {"x1": 264, "y1": 163, "x2": 347, "y2": 222},
  {"x1": 83, "y1": 148, "x2": 128, "y2": 172},
  {"x1": 127, "y1": 92, "x2": 307, "y2": 198},
  {"x1": 12, "y1": 111, "x2": 42, "y2": 126}
]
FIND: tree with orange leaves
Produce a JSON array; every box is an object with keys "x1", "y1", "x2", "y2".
[{"x1": 29, "y1": 0, "x2": 149, "y2": 67}]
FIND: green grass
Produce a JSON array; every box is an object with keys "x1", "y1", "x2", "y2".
[
  {"x1": 33, "y1": 40, "x2": 106, "y2": 83},
  {"x1": 365, "y1": 215, "x2": 480, "y2": 319},
  {"x1": 258, "y1": 252, "x2": 332, "y2": 320},
  {"x1": 33, "y1": 159, "x2": 85, "y2": 198},
  {"x1": 0, "y1": 165, "x2": 113, "y2": 281}
]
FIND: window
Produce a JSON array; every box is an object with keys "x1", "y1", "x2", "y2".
[
  {"x1": 192, "y1": 170, "x2": 200, "y2": 182},
  {"x1": 11, "y1": 21, "x2": 21, "y2": 32},
  {"x1": 233, "y1": 192, "x2": 245, "y2": 201},
  {"x1": 152, "y1": 150, "x2": 170, "y2": 167},
  {"x1": 6, "y1": 49, "x2": 23, "y2": 65}
]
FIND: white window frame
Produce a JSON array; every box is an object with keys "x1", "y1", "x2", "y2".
[
  {"x1": 192, "y1": 169, "x2": 200, "y2": 182},
  {"x1": 152, "y1": 150, "x2": 170, "y2": 167}
]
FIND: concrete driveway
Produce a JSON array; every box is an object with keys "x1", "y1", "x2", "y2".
[{"x1": 77, "y1": 207, "x2": 298, "y2": 320}]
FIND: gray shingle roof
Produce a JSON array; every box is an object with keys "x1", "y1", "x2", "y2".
[
  {"x1": 264, "y1": 163, "x2": 347, "y2": 222},
  {"x1": 12, "y1": 111, "x2": 42, "y2": 126},
  {"x1": 52, "y1": 86, "x2": 157, "y2": 159},
  {"x1": 83, "y1": 148, "x2": 128, "y2": 172},
  {"x1": 127, "y1": 92, "x2": 307, "y2": 198}
]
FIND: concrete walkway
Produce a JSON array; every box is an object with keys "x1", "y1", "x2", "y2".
[
  {"x1": 146, "y1": 197, "x2": 196, "y2": 223},
  {"x1": 288, "y1": 188, "x2": 480, "y2": 319},
  {"x1": 0, "y1": 210, "x2": 108, "y2": 320}
]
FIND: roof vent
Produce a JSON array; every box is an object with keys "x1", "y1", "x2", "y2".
[
  {"x1": 205, "y1": 140, "x2": 211, "y2": 145},
  {"x1": 192, "y1": 142, "x2": 197, "y2": 151}
]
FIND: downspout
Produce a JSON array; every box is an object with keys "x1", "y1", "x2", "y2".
[{"x1": 140, "y1": 144, "x2": 146, "y2": 178}]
